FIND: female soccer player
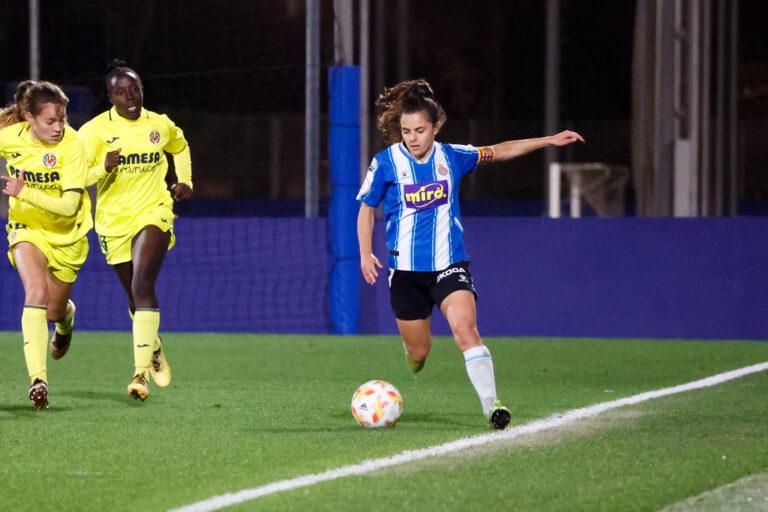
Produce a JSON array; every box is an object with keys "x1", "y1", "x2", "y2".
[
  {"x1": 79, "y1": 60, "x2": 193, "y2": 401},
  {"x1": 0, "y1": 80, "x2": 93, "y2": 409},
  {"x1": 357, "y1": 79, "x2": 584, "y2": 429}
]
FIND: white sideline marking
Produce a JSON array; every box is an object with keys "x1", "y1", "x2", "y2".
[{"x1": 170, "y1": 361, "x2": 768, "y2": 512}]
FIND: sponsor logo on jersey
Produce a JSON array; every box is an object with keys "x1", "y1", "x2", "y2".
[
  {"x1": 42, "y1": 153, "x2": 57, "y2": 168},
  {"x1": 8, "y1": 165, "x2": 60, "y2": 184},
  {"x1": 436, "y1": 266, "x2": 465, "y2": 283},
  {"x1": 106, "y1": 136, "x2": 120, "y2": 144},
  {"x1": 403, "y1": 180, "x2": 448, "y2": 210},
  {"x1": 149, "y1": 130, "x2": 161, "y2": 144},
  {"x1": 437, "y1": 163, "x2": 448, "y2": 176},
  {"x1": 117, "y1": 152, "x2": 162, "y2": 165},
  {"x1": 10, "y1": 152, "x2": 21, "y2": 159}
]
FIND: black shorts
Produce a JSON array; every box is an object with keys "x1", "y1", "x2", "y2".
[{"x1": 389, "y1": 261, "x2": 478, "y2": 321}]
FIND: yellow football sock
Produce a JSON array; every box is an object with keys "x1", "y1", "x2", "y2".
[
  {"x1": 130, "y1": 308, "x2": 160, "y2": 349},
  {"x1": 22, "y1": 306, "x2": 48, "y2": 383},
  {"x1": 133, "y1": 309, "x2": 160, "y2": 377},
  {"x1": 54, "y1": 300, "x2": 75, "y2": 335}
]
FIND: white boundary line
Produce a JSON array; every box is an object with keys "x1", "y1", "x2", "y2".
[{"x1": 170, "y1": 361, "x2": 768, "y2": 512}]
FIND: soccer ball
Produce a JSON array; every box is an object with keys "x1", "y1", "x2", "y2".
[{"x1": 351, "y1": 380, "x2": 403, "y2": 428}]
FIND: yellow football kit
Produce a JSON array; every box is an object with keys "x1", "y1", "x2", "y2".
[
  {"x1": 79, "y1": 107, "x2": 192, "y2": 264},
  {"x1": 0, "y1": 122, "x2": 92, "y2": 283}
]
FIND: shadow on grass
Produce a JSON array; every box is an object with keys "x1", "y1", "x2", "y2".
[
  {"x1": 327, "y1": 409, "x2": 482, "y2": 430},
  {"x1": 0, "y1": 403, "x2": 73, "y2": 418},
  {"x1": 59, "y1": 390, "x2": 134, "y2": 405}
]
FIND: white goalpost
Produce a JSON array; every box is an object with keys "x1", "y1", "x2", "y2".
[{"x1": 548, "y1": 162, "x2": 630, "y2": 218}]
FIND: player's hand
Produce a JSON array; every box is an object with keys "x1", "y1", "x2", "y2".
[
  {"x1": 171, "y1": 183, "x2": 193, "y2": 202},
  {"x1": 104, "y1": 148, "x2": 121, "y2": 172},
  {"x1": 550, "y1": 130, "x2": 585, "y2": 146},
  {"x1": 1, "y1": 171, "x2": 25, "y2": 197},
  {"x1": 360, "y1": 253, "x2": 383, "y2": 285}
]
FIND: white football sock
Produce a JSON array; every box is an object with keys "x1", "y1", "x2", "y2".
[{"x1": 463, "y1": 344, "x2": 497, "y2": 414}]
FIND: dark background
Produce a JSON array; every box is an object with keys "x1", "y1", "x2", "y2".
[{"x1": 0, "y1": 0, "x2": 766, "y2": 215}]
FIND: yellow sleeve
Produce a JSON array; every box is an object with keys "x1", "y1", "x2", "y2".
[
  {"x1": 171, "y1": 145, "x2": 193, "y2": 188},
  {"x1": 163, "y1": 115, "x2": 188, "y2": 154},
  {"x1": 60, "y1": 136, "x2": 87, "y2": 191},
  {"x1": 162, "y1": 115, "x2": 192, "y2": 188},
  {"x1": 78, "y1": 124, "x2": 106, "y2": 187},
  {"x1": 86, "y1": 164, "x2": 108, "y2": 187},
  {"x1": 18, "y1": 188, "x2": 82, "y2": 217}
]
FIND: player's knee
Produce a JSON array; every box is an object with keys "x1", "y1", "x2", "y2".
[
  {"x1": 452, "y1": 324, "x2": 481, "y2": 349},
  {"x1": 408, "y1": 344, "x2": 431, "y2": 361}
]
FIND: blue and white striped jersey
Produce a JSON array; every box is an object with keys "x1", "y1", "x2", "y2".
[{"x1": 357, "y1": 141, "x2": 481, "y2": 271}]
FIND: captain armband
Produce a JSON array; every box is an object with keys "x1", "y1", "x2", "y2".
[{"x1": 477, "y1": 146, "x2": 495, "y2": 164}]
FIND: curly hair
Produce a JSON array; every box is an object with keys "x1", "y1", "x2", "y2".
[
  {"x1": 0, "y1": 80, "x2": 68, "y2": 129},
  {"x1": 375, "y1": 79, "x2": 446, "y2": 145}
]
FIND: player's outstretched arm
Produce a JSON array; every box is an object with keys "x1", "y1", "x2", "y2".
[
  {"x1": 357, "y1": 203, "x2": 383, "y2": 285},
  {"x1": 490, "y1": 130, "x2": 585, "y2": 162}
]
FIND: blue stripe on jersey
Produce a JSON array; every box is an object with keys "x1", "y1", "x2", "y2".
[
  {"x1": 430, "y1": 157, "x2": 438, "y2": 266},
  {"x1": 407, "y1": 153, "x2": 418, "y2": 271},
  {"x1": 386, "y1": 145, "x2": 401, "y2": 270}
]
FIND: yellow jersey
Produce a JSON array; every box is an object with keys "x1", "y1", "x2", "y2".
[
  {"x1": 78, "y1": 107, "x2": 191, "y2": 237},
  {"x1": 0, "y1": 122, "x2": 92, "y2": 246}
]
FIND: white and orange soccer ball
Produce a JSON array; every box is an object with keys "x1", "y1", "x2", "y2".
[{"x1": 351, "y1": 380, "x2": 403, "y2": 428}]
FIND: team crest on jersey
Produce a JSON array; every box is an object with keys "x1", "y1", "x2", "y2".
[
  {"x1": 149, "y1": 130, "x2": 161, "y2": 144},
  {"x1": 403, "y1": 180, "x2": 449, "y2": 210},
  {"x1": 437, "y1": 163, "x2": 448, "y2": 176},
  {"x1": 42, "y1": 153, "x2": 57, "y2": 168}
]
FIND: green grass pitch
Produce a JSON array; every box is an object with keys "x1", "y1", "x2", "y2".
[{"x1": 1, "y1": 333, "x2": 767, "y2": 511}]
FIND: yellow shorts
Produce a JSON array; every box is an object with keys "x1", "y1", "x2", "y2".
[
  {"x1": 7, "y1": 224, "x2": 89, "y2": 284},
  {"x1": 97, "y1": 204, "x2": 176, "y2": 265}
]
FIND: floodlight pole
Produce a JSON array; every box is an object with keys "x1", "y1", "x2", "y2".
[
  {"x1": 544, "y1": 0, "x2": 560, "y2": 215},
  {"x1": 305, "y1": 0, "x2": 320, "y2": 218},
  {"x1": 360, "y1": 0, "x2": 371, "y2": 179},
  {"x1": 29, "y1": 0, "x2": 40, "y2": 80}
]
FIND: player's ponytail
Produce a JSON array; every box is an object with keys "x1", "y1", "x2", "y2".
[
  {"x1": 0, "y1": 80, "x2": 67, "y2": 129},
  {"x1": 375, "y1": 79, "x2": 447, "y2": 145}
]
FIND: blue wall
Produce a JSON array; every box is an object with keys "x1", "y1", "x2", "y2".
[
  {"x1": 0, "y1": 218, "x2": 330, "y2": 333},
  {"x1": 359, "y1": 218, "x2": 768, "y2": 340},
  {"x1": 1, "y1": 217, "x2": 766, "y2": 339}
]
